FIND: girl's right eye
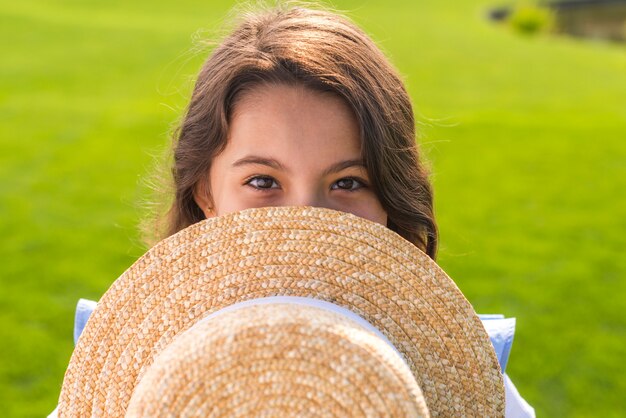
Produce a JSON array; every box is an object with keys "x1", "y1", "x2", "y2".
[{"x1": 245, "y1": 176, "x2": 279, "y2": 190}]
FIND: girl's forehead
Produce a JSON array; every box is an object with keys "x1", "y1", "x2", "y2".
[
  {"x1": 236, "y1": 86, "x2": 358, "y2": 140},
  {"x1": 221, "y1": 84, "x2": 362, "y2": 167},
  {"x1": 232, "y1": 83, "x2": 351, "y2": 116}
]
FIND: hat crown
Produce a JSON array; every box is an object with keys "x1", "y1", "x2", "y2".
[{"x1": 126, "y1": 303, "x2": 430, "y2": 417}]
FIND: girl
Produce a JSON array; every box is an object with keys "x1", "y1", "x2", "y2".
[
  {"x1": 152, "y1": 5, "x2": 533, "y2": 416},
  {"x1": 53, "y1": 3, "x2": 534, "y2": 417}
]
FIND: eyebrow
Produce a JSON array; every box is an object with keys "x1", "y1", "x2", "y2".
[
  {"x1": 232, "y1": 156, "x2": 287, "y2": 171},
  {"x1": 321, "y1": 159, "x2": 366, "y2": 176}
]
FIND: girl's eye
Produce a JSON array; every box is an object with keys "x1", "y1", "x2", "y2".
[
  {"x1": 331, "y1": 177, "x2": 365, "y2": 191},
  {"x1": 245, "y1": 176, "x2": 279, "y2": 190}
]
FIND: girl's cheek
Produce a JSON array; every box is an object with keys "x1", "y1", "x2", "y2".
[
  {"x1": 237, "y1": 190, "x2": 282, "y2": 209},
  {"x1": 330, "y1": 194, "x2": 388, "y2": 227}
]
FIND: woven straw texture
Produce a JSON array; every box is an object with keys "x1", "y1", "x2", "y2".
[
  {"x1": 125, "y1": 303, "x2": 430, "y2": 417},
  {"x1": 59, "y1": 206, "x2": 504, "y2": 417}
]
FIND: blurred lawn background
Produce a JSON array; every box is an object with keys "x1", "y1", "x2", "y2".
[{"x1": 1, "y1": 0, "x2": 625, "y2": 416}]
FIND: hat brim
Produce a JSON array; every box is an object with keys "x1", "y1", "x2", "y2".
[{"x1": 59, "y1": 206, "x2": 504, "y2": 416}]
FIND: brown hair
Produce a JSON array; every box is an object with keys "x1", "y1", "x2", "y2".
[{"x1": 160, "y1": 4, "x2": 438, "y2": 258}]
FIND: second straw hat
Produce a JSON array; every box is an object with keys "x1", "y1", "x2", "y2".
[{"x1": 59, "y1": 206, "x2": 505, "y2": 416}]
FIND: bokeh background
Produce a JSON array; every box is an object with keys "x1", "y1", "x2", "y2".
[{"x1": 1, "y1": 0, "x2": 625, "y2": 416}]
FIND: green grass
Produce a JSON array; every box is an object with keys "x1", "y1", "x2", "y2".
[{"x1": 1, "y1": 0, "x2": 625, "y2": 416}]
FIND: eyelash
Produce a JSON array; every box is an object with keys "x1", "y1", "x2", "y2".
[{"x1": 243, "y1": 176, "x2": 368, "y2": 192}]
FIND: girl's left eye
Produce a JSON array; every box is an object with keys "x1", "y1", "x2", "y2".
[{"x1": 331, "y1": 177, "x2": 365, "y2": 191}]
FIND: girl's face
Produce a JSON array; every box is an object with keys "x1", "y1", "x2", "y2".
[{"x1": 195, "y1": 83, "x2": 388, "y2": 226}]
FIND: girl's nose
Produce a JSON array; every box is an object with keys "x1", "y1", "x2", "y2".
[{"x1": 289, "y1": 191, "x2": 329, "y2": 210}]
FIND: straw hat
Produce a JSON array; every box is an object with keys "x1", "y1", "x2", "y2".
[{"x1": 58, "y1": 206, "x2": 504, "y2": 417}]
